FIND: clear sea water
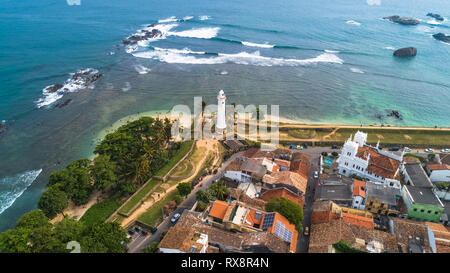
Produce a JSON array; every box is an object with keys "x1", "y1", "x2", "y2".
[{"x1": 0, "y1": 0, "x2": 449, "y2": 231}]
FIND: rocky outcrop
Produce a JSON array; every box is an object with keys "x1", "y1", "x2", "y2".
[
  {"x1": 387, "y1": 110, "x2": 402, "y2": 120},
  {"x1": 55, "y1": 99, "x2": 72, "y2": 108},
  {"x1": 432, "y1": 33, "x2": 450, "y2": 43},
  {"x1": 427, "y1": 13, "x2": 444, "y2": 21},
  {"x1": 122, "y1": 27, "x2": 162, "y2": 45},
  {"x1": 383, "y1": 15, "x2": 420, "y2": 25},
  {"x1": 393, "y1": 47, "x2": 417, "y2": 57}
]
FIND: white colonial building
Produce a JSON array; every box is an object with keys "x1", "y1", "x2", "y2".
[{"x1": 337, "y1": 131, "x2": 403, "y2": 187}]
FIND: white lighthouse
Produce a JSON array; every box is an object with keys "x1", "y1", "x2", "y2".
[{"x1": 216, "y1": 89, "x2": 227, "y2": 133}]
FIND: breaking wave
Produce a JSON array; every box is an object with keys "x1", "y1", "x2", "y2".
[
  {"x1": 0, "y1": 169, "x2": 42, "y2": 215},
  {"x1": 133, "y1": 47, "x2": 343, "y2": 66},
  {"x1": 36, "y1": 68, "x2": 101, "y2": 108},
  {"x1": 134, "y1": 65, "x2": 151, "y2": 74},
  {"x1": 242, "y1": 41, "x2": 275, "y2": 48},
  {"x1": 346, "y1": 20, "x2": 361, "y2": 26},
  {"x1": 168, "y1": 27, "x2": 220, "y2": 39}
]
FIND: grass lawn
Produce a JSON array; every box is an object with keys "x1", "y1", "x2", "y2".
[
  {"x1": 119, "y1": 179, "x2": 160, "y2": 214},
  {"x1": 154, "y1": 141, "x2": 194, "y2": 177},
  {"x1": 279, "y1": 127, "x2": 450, "y2": 146},
  {"x1": 137, "y1": 190, "x2": 179, "y2": 227},
  {"x1": 80, "y1": 198, "x2": 123, "y2": 226}
]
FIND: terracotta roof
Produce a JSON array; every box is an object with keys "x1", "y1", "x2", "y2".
[
  {"x1": 241, "y1": 232, "x2": 290, "y2": 253},
  {"x1": 352, "y1": 180, "x2": 366, "y2": 198},
  {"x1": 176, "y1": 212, "x2": 290, "y2": 253},
  {"x1": 356, "y1": 146, "x2": 401, "y2": 179},
  {"x1": 242, "y1": 148, "x2": 260, "y2": 158},
  {"x1": 263, "y1": 212, "x2": 299, "y2": 253},
  {"x1": 262, "y1": 171, "x2": 307, "y2": 194},
  {"x1": 440, "y1": 153, "x2": 450, "y2": 165},
  {"x1": 158, "y1": 226, "x2": 204, "y2": 253},
  {"x1": 260, "y1": 188, "x2": 304, "y2": 207},
  {"x1": 290, "y1": 153, "x2": 311, "y2": 179},
  {"x1": 427, "y1": 164, "x2": 450, "y2": 171},
  {"x1": 341, "y1": 212, "x2": 374, "y2": 229},
  {"x1": 228, "y1": 188, "x2": 266, "y2": 211},
  {"x1": 309, "y1": 218, "x2": 397, "y2": 253},
  {"x1": 391, "y1": 218, "x2": 433, "y2": 253},
  {"x1": 209, "y1": 200, "x2": 230, "y2": 220},
  {"x1": 225, "y1": 161, "x2": 243, "y2": 172},
  {"x1": 274, "y1": 158, "x2": 291, "y2": 168}
]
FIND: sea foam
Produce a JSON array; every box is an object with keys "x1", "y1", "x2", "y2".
[
  {"x1": 346, "y1": 20, "x2": 361, "y2": 26},
  {"x1": 133, "y1": 48, "x2": 343, "y2": 66},
  {"x1": 0, "y1": 169, "x2": 42, "y2": 215},
  {"x1": 242, "y1": 41, "x2": 275, "y2": 48},
  {"x1": 168, "y1": 27, "x2": 220, "y2": 39}
]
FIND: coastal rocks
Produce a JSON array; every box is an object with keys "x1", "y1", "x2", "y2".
[
  {"x1": 37, "y1": 68, "x2": 102, "y2": 109},
  {"x1": 54, "y1": 99, "x2": 72, "y2": 108},
  {"x1": 427, "y1": 13, "x2": 444, "y2": 21},
  {"x1": 432, "y1": 33, "x2": 450, "y2": 43},
  {"x1": 383, "y1": 15, "x2": 420, "y2": 25},
  {"x1": 122, "y1": 27, "x2": 162, "y2": 45},
  {"x1": 387, "y1": 110, "x2": 402, "y2": 120},
  {"x1": 393, "y1": 47, "x2": 417, "y2": 57}
]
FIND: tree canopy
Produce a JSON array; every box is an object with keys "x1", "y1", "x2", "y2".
[{"x1": 265, "y1": 197, "x2": 304, "y2": 231}]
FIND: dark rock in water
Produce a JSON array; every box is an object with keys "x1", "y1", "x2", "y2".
[
  {"x1": 55, "y1": 99, "x2": 72, "y2": 108},
  {"x1": 122, "y1": 28, "x2": 162, "y2": 45},
  {"x1": 433, "y1": 33, "x2": 450, "y2": 43},
  {"x1": 427, "y1": 13, "x2": 444, "y2": 21},
  {"x1": 45, "y1": 84, "x2": 64, "y2": 93},
  {"x1": 383, "y1": 15, "x2": 420, "y2": 25},
  {"x1": 148, "y1": 23, "x2": 158, "y2": 28},
  {"x1": 387, "y1": 110, "x2": 402, "y2": 120},
  {"x1": 393, "y1": 47, "x2": 417, "y2": 57}
]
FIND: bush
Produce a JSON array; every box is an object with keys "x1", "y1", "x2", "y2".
[
  {"x1": 321, "y1": 152, "x2": 328, "y2": 157},
  {"x1": 143, "y1": 241, "x2": 159, "y2": 253},
  {"x1": 177, "y1": 182, "x2": 192, "y2": 196},
  {"x1": 265, "y1": 197, "x2": 303, "y2": 231},
  {"x1": 173, "y1": 195, "x2": 183, "y2": 205},
  {"x1": 196, "y1": 201, "x2": 207, "y2": 212},
  {"x1": 331, "y1": 152, "x2": 339, "y2": 157},
  {"x1": 38, "y1": 186, "x2": 68, "y2": 219}
]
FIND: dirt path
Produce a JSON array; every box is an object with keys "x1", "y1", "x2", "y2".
[
  {"x1": 50, "y1": 191, "x2": 104, "y2": 224},
  {"x1": 120, "y1": 139, "x2": 220, "y2": 228}
]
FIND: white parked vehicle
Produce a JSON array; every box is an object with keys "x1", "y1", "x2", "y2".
[
  {"x1": 425, "y1": 148, "x2": 434, "y2": 153},
  {"x1": 404, "y1": 147, "x2": 411, "y2": 152},
  {"x1": 313, "y1": 171, "x2": 319, "y2": 179},
  {"x1": 441, "y1": 148, "x2": 450, "y2": 153}
]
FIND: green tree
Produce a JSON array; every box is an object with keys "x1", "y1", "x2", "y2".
[
  {"x1": 15, "y1": 210, "x2": 51, "y2": 230},
  {"x1": 79, "y1": 222, "x2": 129, "y2": 253},
  {"x1": 174, "y1": 194, "x2": 184, "y2": 205},
  {"x1": 207, "y1": 181, "x2": 229, "y2": 201},
  {"x1": 177, "y1": 182, "x2": 192, "y2": 196},
  {"x1": 0, "y1": 228, "x2": 32, "y2": 253},
  {"x1": 38, "y1": 186, "x2": 68, "y2": 219},
  {"x1": 91, "y1": 155, "x2": 117, "y2": 191},
  {"x1": 53, "y1": 217, "x2": 84, "y2": 245},
  {"x1": 196, "y1": 190, "x2": 209, "y2": 203},
  {"x1": 143, "y1": 241, "x2": 159, "y2": 253},
  {"x1": 265, "y1": 197, "x2": 303, "y2": 231}
]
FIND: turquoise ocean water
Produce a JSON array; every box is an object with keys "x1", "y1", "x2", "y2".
[{"x1": 0, "y1": 0, "x2": 449, "y2": 231}]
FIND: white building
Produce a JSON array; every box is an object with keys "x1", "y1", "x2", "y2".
[
  {"x1": 427, "y1": 164, "x2": 450, "y2": 183},
  {"x1": 337, "y1": 131, "x2": 403, "y2": 185},
  {"x1": 216, "y1": 89, "x2": 227, "y2": 132}
]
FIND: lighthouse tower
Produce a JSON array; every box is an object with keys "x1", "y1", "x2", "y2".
[{"x1": 216, "y1": 90, "x2": 227, "y2": 132}]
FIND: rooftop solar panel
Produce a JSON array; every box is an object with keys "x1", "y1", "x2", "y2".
[
  {"x1": 274, "y1": 221, "x2": 293, "y2": 243},
  {"x1": 261, "y1": 213, "x2": 275, "y2": 229}
]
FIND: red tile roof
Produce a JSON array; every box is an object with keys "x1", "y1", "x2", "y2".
[
  {"x1": 428, "y1": 164, "x2": 450, "y2": 171},
  {"x1": 209, "y1": 200, "x2": 230, "y2": 220},
  {"x1": 260, "y1": 188, "x2": 304, "y2": 207},
  {"x1": 262, "y1": 171, "x2": 307, "y2": 194},
  {"x1": 356, "y1": 146, "x2": 401, "y2": 179},
  {"x1": 353, "y1": 180, "x2": 366, "y2": 198},
  {"x1": 290, "y1": 153, "x2": 311, "y2": 179},
  {"x1": 341, "y1": 212, "x2": 374, "y2": 229}
]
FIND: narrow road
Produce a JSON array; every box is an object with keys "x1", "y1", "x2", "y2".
[{"x1": 128, "y1": 151, "x2": 244, "y2": 253}]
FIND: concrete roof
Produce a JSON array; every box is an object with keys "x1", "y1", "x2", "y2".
[
  {"x1": 366, "y1": 182, "x2": 400, "y2": 206},
  {"x1": 404, "y1": 163, "x2": 433, "y2": 188},
  {"x1": 405, "y1": 185, "x2": 443, "y2": 207},
  {"x1": 315, "y1": 183, "x2": 353, "y2": 202}
]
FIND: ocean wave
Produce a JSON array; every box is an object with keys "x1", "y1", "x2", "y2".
[
  {"x1": 350, "y1": 67, "x2": 364, "y2": 74},
  {"x1": 199, "y1": 15, "x2": 211, "y2": 21},
  {"x1": 183, "y1": 16, "x2": 194, "y2": 21},
  {"x1": 324, "y1": 49, "x2": 340, "y2": 53},
  {"x1": 133, "y1": 47, "x2": 343, "y2": 66},
  {"x1": 427, "y1": 19, "x2": 442, "y2": 25},
  {"x1": 36, "y1": 68, "x2": 102, "y2": 108},
  {"x1": 384, "y1": 46, "x2": 395, "y2": 50},
  {"x1": 122, "y1": 82, "x2": 131, "y2": 92},
  {"x1": 346, "y1": 20, "x2": 361, "y2": 26},
  {"x1": 242, "y1": 41, "x2": 274, "y2": 48},
  {"x1": 158, "y1": 16, "x2": 178, "y2": 23},
  {"x1": 0, "y1": 169, "x2": 42, "y2": 215},
  {"x1": 134, "y1": 65, "x2": 151, "y2": 74},
  {"x1": 168, "y1": 27, "x2": 220, "y2": 39}
]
